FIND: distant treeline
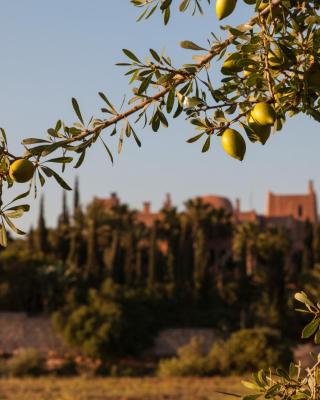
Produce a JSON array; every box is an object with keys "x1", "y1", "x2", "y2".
[{"x1": 0, "y1": 179, "x2": 319, "y2": 358}]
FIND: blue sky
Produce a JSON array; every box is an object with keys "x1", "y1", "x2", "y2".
[{"x1": 0, "y1": 1, "x2": 319, "y2": 230}]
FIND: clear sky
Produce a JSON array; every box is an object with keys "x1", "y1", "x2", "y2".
[{"x1": 0, "y1": 1, "x2": 319, "y2": 230}]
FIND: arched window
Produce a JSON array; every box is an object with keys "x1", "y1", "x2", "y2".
[{"x1": 298, "y1": 205, "x2": 303, "y2": 218}]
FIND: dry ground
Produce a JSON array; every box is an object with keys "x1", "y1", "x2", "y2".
[{"x1": 0, "y1": 377, "x2": 248, "y2": 400}]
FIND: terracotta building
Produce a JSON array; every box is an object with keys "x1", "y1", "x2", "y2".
[
  {"x1": 98, "y1": 181, "x2": 318, "y2": 230},
  {"x1": 266, "y1": 180, "x2": 317, "y2": 224},
  {"x1": 233, "y1": 180, "x2": 318, "y2": 226}
]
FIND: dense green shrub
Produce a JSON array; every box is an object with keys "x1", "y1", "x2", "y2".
[
  {"x1": 209, "y1": 328, "x2": 292, "y2": 375},
  {"x1": 53, "y1": 280, "x2": 158, "y2": 359},
  {"x1": 158, "y1": 337, "x2": 212, "y2": 377},
  {"x1": 6, "y1": 349, "x2": 43, "y2": 377},
  {"x1": 158, "y1": 328, "x2": 292, "y2": 377}
]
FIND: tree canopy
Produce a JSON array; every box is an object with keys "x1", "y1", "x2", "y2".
[{"x1": 0, "y1": 0, "x2": 320, "y2": 243}]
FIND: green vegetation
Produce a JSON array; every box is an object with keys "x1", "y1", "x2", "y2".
[
  {"x1": 53, "y1": 281, "x2": 158, "y2": 359},
  {"x1": 0, "y1": 185, "x2": 317, "y2": 360},
  {"x1": 1, "y1": 1, "x2": 320, "y2": 397},
  {"x1": 0, "y1": 1, "x2": 319, "y2": 242},
  {"x1": 158, "y1": 328, "x2": 291, "y2": 377},
  {"x1": 158, "y1": 337, "x2": 213, "y2": 377},
  {"x1": 242, "y1": 292, "x2": 320, "y2": 399},
  {"x1": 4, "y1": 349, "x2": 43, "y2": 378}
]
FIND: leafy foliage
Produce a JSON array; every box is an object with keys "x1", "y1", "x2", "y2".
[
  {"x1": 241, "y1": 292, "x2": 320, "y2": 400},
  {"x1": 1, "y1": 0, "x2": 320, "y2": 242},
  {"x1": 158, "y1": 337, "x2": 213, "y2": 377},
  {"x1": 5, "y1": 349, "x2": 43, "y2": 377},
  {"x1": 1, "y1": 190, "x2": 314, "y2": 341},
  {"x1": 158, "y1": 328, "x2": 291, "y2": 377},
  {"x1": 53, "y1": 280, "x2": 159, "y2": 358}
]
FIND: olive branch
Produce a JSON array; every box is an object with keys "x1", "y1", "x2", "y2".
[{"x1": 0, "y1": 0, "x2": 319, "y2": 244}]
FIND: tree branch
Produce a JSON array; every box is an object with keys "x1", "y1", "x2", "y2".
[{"x1": 53, "y1": 0, "x2": 282, "y2": 151}]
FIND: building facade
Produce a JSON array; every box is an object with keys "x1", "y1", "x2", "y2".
[{"x1": 98, "y1": 180, "x2": 317, "y2": 230}]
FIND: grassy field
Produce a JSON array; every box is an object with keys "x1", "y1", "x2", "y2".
[{"x1": 0, "y1": 377, "x2": 248, "y2": 400}]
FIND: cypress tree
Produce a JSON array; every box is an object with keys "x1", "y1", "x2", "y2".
[
  {"x1": 59, "y1": 190, "x2": 69, "y2": 226},
  {"x1": 35, "y1": 196, "x2": 48, "y2": 254},
  {"x1": 67, "y1": 178, "x2": 85, "y2": 272},
  {"x1": 107, "y1": 229, "x2": 121, "y2": 282},
  {"x1": 74, "y1": 176, "x2": 80, "y2": 214},
  {"x1": 27, "y1": 227, "x2": 35, "y2": 252},
  {"x1": 85, "y1": 217, "x2": 101, "y2": 283},
  {"x1": 55, "y1": 191, "x2": 70, "y2": 260}
]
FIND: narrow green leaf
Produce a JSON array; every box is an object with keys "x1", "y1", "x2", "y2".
[
  {"x1": 173, "y1": 103, "x2": 183, "y2": 118},
  {"x1": 123, "y1": 49, "x2": 141, "y2": 63},
  {"x1": 22, "y1": 138, "x2": 50, "y2": 145},
  {"x1": 241, "y1": 380, "x2": 260, "y2": 390},
  {"x1": 100, "y1": 138, "x2": 114, "y2": 164},
  {"x1": 302, "y1": 318, "x2": 320, "y2": 339},
  {"x1": 4, "y1": 209, "x2": 25, "y2": 219},
  {"x1": 6, "y1": 189, "x2": 31, "y2": 207},
  {"x1": 98, "y1": 92, "x2": 117, "y2": 115},
  {"x1": 166, "y1": 89, "x2": 175, "y2": 114},
  {"x1": 71, "y1": 98, "x2": 84, "y2": 125},
  {"x1": 0, "y1": 223, "x2": 8, "y2": 247},
  {"x1": 38, "y1": 170, "x2": 46, "y2": 187},
  {"x1": 202, "y1": 134, "x2": 211, "y2": 152},
  {"x1": 0, "y1": 128, "x2": 8, "y2": 146},
  {"x1": 295, "y1": 292, "x2": 314, "y2": 307},
  {"x1": 74, "y1": 151, "x2": 86, "y2": 169},
  {"x1": 118, "y1": 129, "x2": 124, "y2": 154},
  {"x1": 28, "y1": 142, "x2": 63, "y2": 157},
  {"x1": 180, "y1": 40, "x2": 207, "y2": 51},
  {"x1": 5, "y1": 204, "x2": 30, "y2": 212},
  {"x1": 158, "y1": 110, "x2": 168, "y2": 127},
  {"x1": 179, "y1": 0, "x2": 190, "y2": 12},
  {"x1": 187, "y1": 132, "x2": 205, "y2": 143},
  {"x1": 145, "y1": 4, "x2": 157, "y2": 19},
  {"x1": 213, "y1": 391, "x2": 241, "y2": 398},
  {"x1": 150, "y1": 48, "x2": 161, "y2": 63},
  {"x1": 55, "y1": 120, "x2": 62, "y2": 132},
  {"x1": 41, "y1": 166, "x2": 72, "y2": 190},
  {"x1": 3, "y1": 214, "x2": 26, "y2": 235},
  {"x1": 46, "y1": 157, "x2": 73, "y2": 164},
  {"x1": 151, "y1": 114, "x2": 160, "y2": 132},
  {"x1": 47, "y1": 128, "x2": 60, "y2": 138},
  {"x1": 136, "y1": 5, "x2": 149, "y2": 22},
  {"x1": 190, "y1": 118, "x2": 207, "y2": 127},
  {"x1": 314, "y1": 328, "x2": 320, "y2": 344},
  {"x1": 163, "y1": 6, "x2": 170, "y2": 25},
  {"x1": 138, "y1": 74, "x2": 153, "y2": 95},
  {"x1": 130, "y1": 126, "x2": 142, "y2": 148}
]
